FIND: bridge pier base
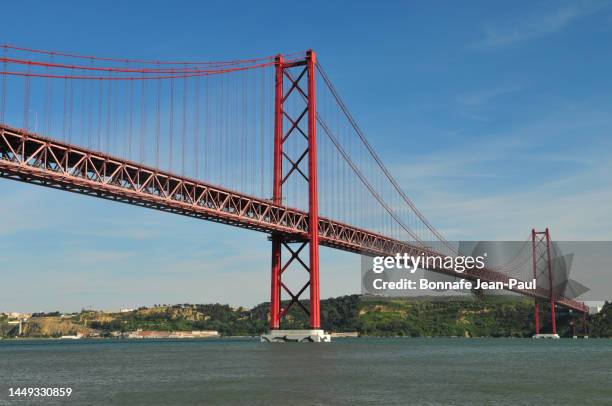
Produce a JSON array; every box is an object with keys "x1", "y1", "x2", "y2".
[
  {"x1": 261, "y1": 329, "x2": 331, "y2": 343},
  {"x1": 532, "y1": 333, "x2": 560, "y2": 339}
]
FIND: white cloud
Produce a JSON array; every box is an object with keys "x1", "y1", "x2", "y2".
[
  {"x1": 472, "y1": 2, "x2": 606, "y2": 49},
  {"x1": 456, "y1": 85, "x2": 524, "y2": 107}
]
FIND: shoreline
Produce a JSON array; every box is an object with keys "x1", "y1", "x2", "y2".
[{"x1": 1, "y1": 335, "x2": 606, "y2": 341}]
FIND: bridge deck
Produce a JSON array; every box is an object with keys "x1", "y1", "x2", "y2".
[{"x1": 0, "y1": 124, "x2": 587, "y2": 313}]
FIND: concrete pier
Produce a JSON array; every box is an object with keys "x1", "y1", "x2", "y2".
[
  {"x1": 533, "y1": 333, "x2": 560, "y2": 339},
  {"x1": 261, "y1": 329, "x2": 331, "y2": 343}
]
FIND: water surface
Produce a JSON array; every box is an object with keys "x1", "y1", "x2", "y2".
[{"x1": 0, "y1": 338, "x2": 610, "y2": 405}]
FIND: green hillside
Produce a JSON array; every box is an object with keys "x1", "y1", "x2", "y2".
[{"x1": 1, "y1": 296, "x2": 610, "y2": 338}]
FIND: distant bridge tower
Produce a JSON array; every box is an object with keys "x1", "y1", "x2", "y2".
[{"x1": 532, "y1": 228, "x2": 558, "y2": 338}]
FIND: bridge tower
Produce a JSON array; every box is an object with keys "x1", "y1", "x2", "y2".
[
  {"x1": 532, "y1": 228, "x2": 558, "y2": 338},
  {"x1": 263, "y1": 50, "x2": 330, "y2": 342}
]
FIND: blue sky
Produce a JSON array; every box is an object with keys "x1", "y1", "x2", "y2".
[{"x1": 1, "y1": 1, "x2": 611, "y2": 311}]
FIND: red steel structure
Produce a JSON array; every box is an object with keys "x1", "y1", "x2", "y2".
[
  {"x1": 0, "y1": 124, "x2": 588, "y2": 316},
  {"x1": 270, "y1": 50, "x2": 320, "y2": 329},
  {"x1": 0, "y1": 46, "x2": 589, "y2": 333},
  {"x1": 532, "y1": 228, "x2": 568, "y2": 335},
  {"x1": 532, "y1": 229, "x2": 541, "y2": 334}
]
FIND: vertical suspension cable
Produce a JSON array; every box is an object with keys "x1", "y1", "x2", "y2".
[
  {"x1": 68, "y1": 69, "x2": 74, "y2": 143},
  {"x1": 47, "y1": 55, "x2": 54, "y2": 135},
  {"x1": 181, "y1": 72, "x2": 187, "y2": 176},
  {"x1": 194, "y1": 76, "x2": 200, "y2": 179},
  {"x1": 43, "y1": 61, "x2": 50, "y2": 135},
  {"x1": 251, "y1": 69, "x2": 256, "y2": 195},
  {"x1": 62, "y1": 78, "x2": 68, "y2": 140},
  {"x1": 169, "y1": 77, "x2": 174, "y2": 172},
  {"x1": 140, "y1": 72, "x2": 146, "y2": 164},
  {"x1": 242, "y1": 70, "x2": 247, "y2": 193},
  {"x1": 97, "y1": 77, "x2": 103, "y2": 150},
  {"x1": 23, "y1": 66, "x2": 31, "y2": 131},
  {"x1": 105, "y1": 72, "x2": 112, "y2": 153},
  {"x1": 122, "y1": 76, "x2": 128, "y2": 157},
  {"x1": 155, "y1": 74, "x2": 161, "y2": 168},
  {"x1": 127, "y1": 77, "x2": 134, "y2": 160},
  {"x1": 80, "y1": 69, "x2": 87, "y2": 147},
  {"x1": 87, "y1": 60, "x2": 94, "y2": 148},
  {"x1": 217, "y1": 75, "x2": 222, "y2": 185},
  {"x1": 226, "y1": 73, "x2": 231, "y2": 187},
  {"x1": 204, "y1": 76, "x2": 209, "y2": 179}
]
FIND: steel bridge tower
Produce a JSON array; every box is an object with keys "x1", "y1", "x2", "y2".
[
  {"x1": 263, "y1": 50, "x2": 330, "y2": 342},
  {"x1": 532, "y1": 228, "x2": 557, "y2": 338}
]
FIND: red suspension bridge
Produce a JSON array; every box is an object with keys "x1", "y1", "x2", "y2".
[{"x1": 0, "y1": 45, "x2": 587, "y2": 339}]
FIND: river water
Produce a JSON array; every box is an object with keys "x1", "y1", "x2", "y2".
[{"x1": 0, "y1": 338, "x2": 610, "y2": 405}]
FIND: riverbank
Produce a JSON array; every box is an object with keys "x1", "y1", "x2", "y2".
[{"x1": 2, "y1": 295, "x2": 610, "y2": 339}]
